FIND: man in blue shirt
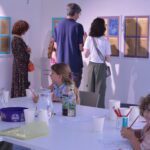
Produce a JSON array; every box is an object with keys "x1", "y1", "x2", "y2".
[{"x1": 53, "y1": 3, "x2": 84, "y2": 88}]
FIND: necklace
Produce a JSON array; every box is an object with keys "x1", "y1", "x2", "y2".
[{"x1": 13, "y1": 34, "x2": 22, "y2": 39}]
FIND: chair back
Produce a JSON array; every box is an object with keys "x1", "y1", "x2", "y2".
[
  {"x1": 79, "y1": 91, "x2": 98, "y2": 107},
  {"x1": 120, "y1": 103, "x2": 139, "y2": 108}
]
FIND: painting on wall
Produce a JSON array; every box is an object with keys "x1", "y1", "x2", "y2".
[
  {"x1": 124, "y1": 16, "x2": 149, "y2": 58},
  {"x1": 0, "y1": 17, "x2": 11, "y2": 54},
  {"x1": 103, "y1": 16, "x2": 120, "y2": 56},
  {"x1": 52, "y1": 17, "x2": 64, "y2": 34}
]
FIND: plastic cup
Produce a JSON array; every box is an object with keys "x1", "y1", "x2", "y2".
[
  {"x1": 116, "y1": 116, "x2": 122, "y2": 129},
  {"x1": 24, "y1": 109, "x2": 35, "y2": 124},
  {"x1": 3, "y1": 90, "x2": 10, "y2": 103},
  {"x1": 93, "y1": 117, "x2": 105, "y2": 132},
  {"x1": 38, "y1": 109, "x2": 49, "y2": 126},
  {"x1": 26, "y1": 89, "x2": 33, "y2": 98}
]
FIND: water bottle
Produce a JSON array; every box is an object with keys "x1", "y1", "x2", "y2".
[
  {"x1": 68, "y1": 89, "x2": 76, "y2": 117},
  {"x1": 62, "y1": 94, "x2": 69, "y2": 116}
]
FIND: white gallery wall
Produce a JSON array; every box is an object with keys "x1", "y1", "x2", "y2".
[
  {"x1": 0, "y1": 0, "x2": 42, "y2": 91},
  {"x1": 41, "y1": 0, "x2": 150, "y2": 105},
  {"x1": 0, "y1": 0, "x2": 150, "y2": 106}
]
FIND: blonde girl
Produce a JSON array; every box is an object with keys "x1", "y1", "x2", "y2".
[{"x1": 49, "y1": 63, "x2": 80, "y2": 104}]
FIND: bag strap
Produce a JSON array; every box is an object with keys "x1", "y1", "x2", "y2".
[{"x1": 92, "y1": 38, "x2": 106, "y2": 63}]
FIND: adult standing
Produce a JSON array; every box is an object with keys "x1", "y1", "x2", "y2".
[
  {"x1": 53, "y1": 3, "x2": 84, "y2": 88},
  {"x1": 11, "y1": 20, "x2": 31, "y2": 98},
  {"x1": 84, "y1": 18, "x2": 111, "y2": 108}
]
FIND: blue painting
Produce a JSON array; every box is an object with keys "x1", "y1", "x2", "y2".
[
  {"x1": 109, "y1": 18, "x2": 119, "y2": 36},
  {"x1": 52, "y1": 17, "x2": 64, "y2": 34}
]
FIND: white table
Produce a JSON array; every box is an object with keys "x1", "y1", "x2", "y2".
[{"x1": 0, "y1": 97, "x2": 133, "y2": 150}]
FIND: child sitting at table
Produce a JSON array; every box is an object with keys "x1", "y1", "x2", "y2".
[
  {"x1": 49, "y1": 63, "x2": 80, "y2": 104},
  {"x1": 121, "y1": 94, "x2": 150, "y2": 150}
]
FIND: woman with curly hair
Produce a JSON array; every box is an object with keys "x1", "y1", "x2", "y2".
[{"x1": 11, "y1": 20, "x2": 31, "y2": 98}]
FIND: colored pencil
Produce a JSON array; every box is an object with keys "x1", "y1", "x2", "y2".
[{"x1": 129, "y1": 115, "x2": 140, "y2": 128}]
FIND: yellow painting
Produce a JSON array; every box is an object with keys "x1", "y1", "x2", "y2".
[
  {"x1": 0, "y1": 36, "x2": 10, "y2": 52},
  {"x1": 0, "y1": 17, "x2": 11, "y2": 54},
  {"x1": 125, "y1": 17, "x2": 136, "y2": 36},
  {"x1": 137, "y1": 17, "x2": 148, "y2": 36},
  {"x1": 0, "y1": 19, "x2": 10, "y2": 34},
  {"x1": 104, "y1": 18, "x2": 108, "y2": 36},
  {"x1": 109, "y1": 37, "x2": 119, "y2": 56},
  {"x1": 124, "y1": 16, "x2": 149, "y2": 58},
  {"x1": 124, "y1": 38, "x2": 136, "y2": 56},
  {"x1": 137, "y1": 38, "x2": 148, "y2": 57}
]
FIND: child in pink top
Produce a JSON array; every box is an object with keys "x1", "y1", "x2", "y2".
[
  {"x1": 48, "y1": 37, "x2": 56, "y2": 65},
  {"x1": 121, "y1": 94, "x2": 150, "y2": 150}
]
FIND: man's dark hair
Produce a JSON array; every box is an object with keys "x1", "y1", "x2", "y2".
[
  {"x1": 67, "y1": 3, "x2": 81, "y2": 16},
  {"x1": 89, "y1": 17, "x2": 106, "y2": 37}
]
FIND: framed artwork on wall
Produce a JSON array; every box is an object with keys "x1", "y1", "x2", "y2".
[
  {"x1": 52, "y1": 17, "x2": 64, "y2": 34},
  {"x1": 102, "y1": 16, "x2": 120, "y2": 56},
  {"x1": 0, "y1": 16, "x2": 11, "y2": 54},
  {"x1": 124, "y1": 16, "x2": 149, "y2": 58}
]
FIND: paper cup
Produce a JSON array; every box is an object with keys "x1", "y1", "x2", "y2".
[
  {"x1": 116, "y1": 117, "x2": 123, "y2": 129},
  {"x1": 93, "y1": 117, "x2": 105, "y2": 132},
  {"x1": 38, "y1": 109, "x2": 49, "y2": 126},
  {"x1": 24, "y1": 109, "x2": 35, "y2": 124},
  {"x1": 109, "y1": 100, "x2": 120, "y2": 120},
  {"x1": 3, "y1": 90, "x2": 10, "y2": 103},
  {"x1": 26, "y1": 89, "x2": 33, "y2": 98}
]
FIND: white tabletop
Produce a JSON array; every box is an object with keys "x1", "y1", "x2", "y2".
[{"x1": 0, "y1": 97, "x2": 134, "y2": 150}]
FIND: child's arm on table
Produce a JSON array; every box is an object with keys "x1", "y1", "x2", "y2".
[
  {"x1": 121, "y1": 128, "x2": 141, "y2": 150},
  {"x1": 51, "y1": 93, "x2": 61, "y2": 102}
]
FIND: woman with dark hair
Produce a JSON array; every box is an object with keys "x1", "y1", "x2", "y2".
[
  {"x1": 84, "y1": 17, "x2": 111, "y2": 108},
  {"x1": 11, "y1": 20, "x2": 31, "y2": 98}
]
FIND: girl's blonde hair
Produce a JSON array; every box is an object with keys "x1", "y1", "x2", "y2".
[
  {"x1": 51, "y1": 63, "x2": 80, "y2": 104},
  {"x1": 139, "y1": 94, "x2": 150, "y2": 116},
  {"x1": 51, "y1": 63, "x2": 72, "y2": 85}
]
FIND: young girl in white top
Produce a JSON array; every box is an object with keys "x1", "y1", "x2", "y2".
[
  {"x1": 121, "y1": 94, "x2": 150, "y2": 150},
  {"x1": 84, "y1": 17, "x2": 111, "y2": 108}
]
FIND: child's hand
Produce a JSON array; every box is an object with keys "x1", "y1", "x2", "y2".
[
  {"x1": 48, "y1": 84, "x2": 54, "y2": 91},
  {"x1": 121, "y1": 127, "x2": 135, "y2": 140},
  {"x1": 52, "y1": 93, "x2": 61, "y2": 102}
]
